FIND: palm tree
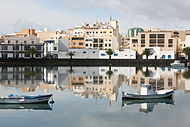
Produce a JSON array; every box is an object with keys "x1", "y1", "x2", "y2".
[
  {"x1": 142, "y1": 49, "x2": 153, "y2": 59},
  {"x1": 183, "y1": 47, "x2": 190, "y2": 59},
  {"x1": 106, "y1": 65, "x2": 113, "y2": 79},
  {"x1": 183, "y1": 70, "x2": 190, "y2": 79},
  {"x1": 106, "y1": 49, "x2": 114, "y2": 59},
  {"x1": 26, "y1": 47, "x2": 38, "y2": 59},
  {"x1": 66, "y1": 52, "x2": 75, "y2": 60}
]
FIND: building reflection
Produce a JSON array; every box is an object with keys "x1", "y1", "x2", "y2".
[{"x1": 0, "y1": 66, "x2": 190, "y2": 101}]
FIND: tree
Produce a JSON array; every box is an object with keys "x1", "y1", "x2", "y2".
[
  {"x1": 26, "y1": 48, "x2": 38, "y2": 59},
  {"x1": 183, "y1": 70, "x2": 190, "y2": 79},
  {"x1": 66, "y1": 52, "x2": 75, "y2": 60},
  {"x1": 106, "y1": 49, "x2": 114, "y2": 59},
  {"x1": 183, "y1": 47, "x2": 190, "y2": 59},
  {"x1": 142, "y1": 49, "x2": 153, "y2": 59},
  {"x1": 106, "y1": 65, "x2": 113, "y2": 79}
]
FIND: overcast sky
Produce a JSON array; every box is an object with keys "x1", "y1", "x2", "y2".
[{"x1": 0, "y1": 0, "x2": 190, "y2": 34}]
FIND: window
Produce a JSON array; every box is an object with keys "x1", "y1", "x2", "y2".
[
  {"x1": 168, "y1": 55, "x2": 171, "y2": 59},
  {"x1": 36, "y1": 46, "x2": 42, "y2": 50},
  {"x1": 8, "y1": 40, "x2": 10, "y2": 43},
  {"x1": 1, "y1": 45, "x2": 8, "y2": 50},
  {"x1": 158, "y1": 39, "x2": 165, "y2": 43},
  {"x1": 13, "y1": 45, "x2": 19, "y2": 50},
  {"x1": 79, "y1": 42, "x2": 83, "y2": 45},
  {"x1": 99, "y1": 39, "x2": 103, "y2": 43},
  {"x1": 2, "y1": 53, "x2": 7, "y2": 58},
  {"x1": 150, "y1": 34, "x2": 156, "y2": 38},
  {"x1": 158, "y1": 45, "x2": 164, "y2": 47},
  {"x1": 32, "y1": 41, "x2": 34, "y2": 44},
  {"x1": 93, "y1": 39, "x2": 98, "y2": 42},
  {"x1": 168, "y1": 45, "x2": 173, "y2": 47},
  {"x1": 101, "y1": 53, "x2": 105, "y2": 56},
  {"x1": 36, "y1": 53, "x2": 41, "y2": 57},
  {"x1": 141, "y1": 39, "x2": 145, "y2": 43},
  {"x1": 132, "y1": 39, "x2": 138, "y2": 43},
  {"x1": 83, "y1": 51, "x2": 86, "y2": 53},
  {"x1": 158, "y1": 34, "x2": 165, "y2": 38},
  {"x1": 24, "y1": 41, "x2": 27, "y2": 44},
  {"x1": 141, "y1": 45, "x2": 145, "y2": 47},
  {"x1": 54, "y1": 47, "x2": 57, "y2": 50},
  {"x1": 93, "y1": 51, "x2": 95, "y2": 53},
  {"x1": 109, "y1": 44, "x2": 111, "y2": 47},
  {"x1": 24, "y1": 46, "x2": 30, "y2": 50},
  {"x1": 114, "y1": 53, "x2": 118, "y2": 56},
  {"x1": 93, "y1": 44, "x2": 98, "y2": 47},
  {"x1": 141, "y1": 34, "x2": 145, "y2": 38},
  {"x1": 162, "y1": 55, "x2": 165, "y2": 59},
  {"x1": 168, "y1": 39, "x2": 173, "y2": 43},
  {"x1": 86, "y1": 44, "x2": 88, "y2": 46},
  {"x1": 150, "y1": 39, "x2": 156, "y2": 43}
]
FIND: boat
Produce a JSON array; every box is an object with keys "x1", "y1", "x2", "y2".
[
  {"x1": 0, "y1": 103, "x2": 52, "y2": 110},
  {"x1": 122, "y1": 84, "x2": 174, "y2": 100},
  {"x1": 171, "y1": 60, "x2": 185, "y2": 67},
  {"x1": 0, "y1": 94, "x2": 53, "y2": 104}
]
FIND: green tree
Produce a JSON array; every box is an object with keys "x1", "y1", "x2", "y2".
[
  {"x1": 26, "y1": 47, "x2": 38, "y2": 59},
  {"x1": 183, "y1": 47, "x2": 190, "y2": 59},
  {"x1": 66, "y1": 52, "x2": 75, "y2": 60},
  {"x1": 183, "y1": 70, "x2": 190, "y2": 79},
  {"x1": 106, "y1": 49, "x2": 114, "y2": 59},
  {"x1": 106, "y1": 65, "x2": 113, "y2": 79},
  {"x1": 142, "y1": 49, "x2": 153, "y2": 59}
]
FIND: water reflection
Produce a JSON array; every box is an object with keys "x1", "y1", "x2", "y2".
[
  {"x1": 0, "y1": 66, "x2": 190, "y2": 100},
  {"x1": 0, "y1": 103, "x2": 52, "y2": 111},
  {"x1": 122, "y1": 98, "x2": 174, "y2": 113}
]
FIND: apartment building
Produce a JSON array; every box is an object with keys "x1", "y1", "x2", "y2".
[
  {"x1": 15, "y1": 29, "x2": 36, "y2": 37},
  {"x1": 68, "y1": 37, "x2": 85, "y2": 49},
  {"x1": 36, "y1": 28, "x2": 66, "y2": 43},
  {"x1": 70, "y1": 19, "x2": 121, "y2": 50},
  {"x1": 0, "y1": 35, "x2": 44, "y2": 59}
]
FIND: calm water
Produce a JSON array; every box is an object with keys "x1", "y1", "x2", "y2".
[{"x1": 0, "y1": 66, "x2": 190, "y2": 127}]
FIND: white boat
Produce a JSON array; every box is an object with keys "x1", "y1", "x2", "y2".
[
  {"x1": 0, "y1": 94, "x2": 53, "y2": 104},
  {"x1": 122, "y1": 84, "x2": 174, "y2": 99},
  {"x1": 171, "y1": 60, "x2": 185, "y2": 67}
]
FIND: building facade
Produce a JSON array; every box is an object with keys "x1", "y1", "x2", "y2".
[
  {"x1": 0, "y1": 35, "x2": 43, "y2": 59},
  {"x1": 69, "y1": 19, "x2": 121, "y2": 50}
]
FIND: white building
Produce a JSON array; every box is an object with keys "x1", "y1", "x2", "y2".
[
  {"x1": 58, "y1": 48, "x2": 136, "y2": 59},
  {"x1": 58, "y1": 48, "x2": 99, "y2": 59},
  {"x1": 44, "y1": 39, "x2": 69, "y2": 58},
  {"x1": 142, "y1": 47, "x2": 175, "y2": 59},
  {"x1": 99, "y1": 49, "x2": 136, "y2": 59}
]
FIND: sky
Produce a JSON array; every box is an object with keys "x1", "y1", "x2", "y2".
[{"x1": 0, "y1": 0, "x2": 190, "y2": 34}]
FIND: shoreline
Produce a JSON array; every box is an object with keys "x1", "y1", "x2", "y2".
[{"x1": 0, "y1": 58, "x2": 186, "y2": 67}]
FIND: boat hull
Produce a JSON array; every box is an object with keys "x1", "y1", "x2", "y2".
[
  {"x1": 0, "y1": 94, "x2": 52, "y2": 104},
  {"x1": 122, "y1": 90, "x2": 174, "y2": 100}
]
